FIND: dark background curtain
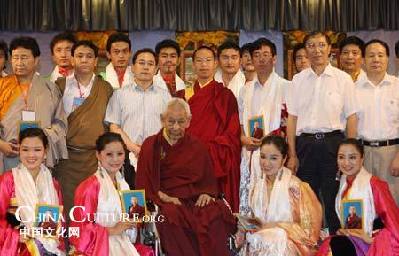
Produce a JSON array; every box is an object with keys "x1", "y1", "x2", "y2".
[{"x1": 0, "y1": 0, "x2": 398, "y2": 32}]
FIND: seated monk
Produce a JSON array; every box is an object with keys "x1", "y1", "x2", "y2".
[{"x1": 136, "y1": 98, "x2": 237, "y2": 256}]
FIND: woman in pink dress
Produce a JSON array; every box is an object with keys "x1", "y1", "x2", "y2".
[{"x1": 0, "y1": 128, "x2": 65, "y2": 255}]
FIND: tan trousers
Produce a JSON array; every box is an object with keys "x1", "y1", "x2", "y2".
[{"x1": 364, "y1": 145, "x2": 399, "y2": 204}]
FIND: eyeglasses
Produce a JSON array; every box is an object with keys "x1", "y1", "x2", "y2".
[
  {"x1": 252, "y1": 52, "x2": 272, "y2": 59},
  {"x1": 136, "y1": 60, "x2": 156, "y2": 67},
  {"x1": 306, "y1": 42, "x2": 328, "y2": 50},
  {"x1": 11, "y1": 55, "x2": 32, "y2": 61},
  {"x1": 166, "y1": 119, "x2": 187, "y2": 126}
]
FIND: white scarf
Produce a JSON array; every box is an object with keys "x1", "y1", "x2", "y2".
[
  {"x1": 95, "y1": 167, "x2": 139, "y2": 256},
  {"x1": 242, "y1": 72, "x2": 286, "y2": 138},
  {"x1": 13, "y1": 164, "x2": 64, "y2": 255},
  {"x1": 249, "y1": 165, "x2": 293, "y2": 223},
  {"x1": 335, "y1": 167, "x2": 376, "y2": 237},
  {"x1": 105, "y1": 63, "x2": 133, "y2": 89},
  {"x1": 214, "y1": 69, "x2": 245, "y2": 98},
  {"x1": 50, "y1": 66, "x2": 73, "y2": 83},
  {"x1": 153, "y1": 71, "x2": 186, "y2": 92}
]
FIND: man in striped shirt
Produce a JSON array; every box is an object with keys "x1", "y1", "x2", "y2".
[{"x1": 105, "y1": 48, "x2": 171, "y2": 186}]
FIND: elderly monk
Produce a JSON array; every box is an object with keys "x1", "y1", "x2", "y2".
[
  {"x1": 185, "y1": 45, "x2": 241, "y2": 212},
  {"x1": 136, "y1": 98, "x2": 237, "y2": 256}
]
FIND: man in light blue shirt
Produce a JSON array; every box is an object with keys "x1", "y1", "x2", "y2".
[{"x1": 105, "y1": 48, "x2": 171, "y2": 181}]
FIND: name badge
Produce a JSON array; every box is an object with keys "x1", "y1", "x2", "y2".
[
  {"x1": 72, "y1": 97, "x2": 85, "y2": 111},
  {"x1": 21, "y1": 111, "x2": 36, "y2": 121}
]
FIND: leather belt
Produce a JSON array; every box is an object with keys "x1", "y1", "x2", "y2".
[
  {"x1": 300, "y1": 130, "x2": 343, "y2": 140},
  {"x1": 360, "y1": 138, "x2": 399, "y2": 147}
]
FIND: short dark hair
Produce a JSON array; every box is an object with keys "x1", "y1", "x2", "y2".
[
  {"x1": 19, "y1": 128, "x2": 49, "y2": 149},
  {"x1": 363, "y1": 39, "x2": 390, "y2": 57},
  {"x1": 217, "y1": 41, "x2": 240, "y2": 58},
  {"x1": 0, "y1": 41, "x2": 8, "y2": 62},
  {"x1": 96, "y1": 132, "x2": 126, "y2": 152},
  {"x1": 155, "y1": 39, "x2": 180, "y2": 56},
  {"x1": 293, "y1": 43, "x2": 306, "y2": 62},
  {"x1": 9, "y1": 36, "x2": 41, "y2": 57},
  {"x1": 72, "y1": 40, "x2": 99, "y2": 58},
  {"x1": 251, "y1": 37, "x2": 277, "y2": 57},
  {"x1": 106, "y1": 32, "x2": 131, "y2": 53},
  {"x1": 261, "y1": 135, "x2": 288, "y2": 159},
  {"x1": 192, "y1": 45, "x2": 216, "y2": 61},
  {"x1": 240, "y1": 43, "x2": 254, "y2": 57},
  {"x1": 132, "y1": 48, "x2": 157, "y2": 65},
  {"x1": 338, "y1": 138, "x2": 364, "y2": 157},
  {"x1": 303, "y1": 31, "x2": 331, "y2": 46},
  {"x1": 339, "y1": 36, "x2": 364, "y2": 55},
  {"x1": 50, "y1": 32, "x2": 76, "y2": 54},
  {"x1": 395, "y1": 40, "x2": 399, "y2": 58}
]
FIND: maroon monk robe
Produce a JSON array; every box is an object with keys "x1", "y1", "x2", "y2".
[
  {"x1": 186, "y1": 80, "x2": 241, "y2": 212},
  {"x1": 136, "y1": 130, "x2": 237, "y2": 256}
]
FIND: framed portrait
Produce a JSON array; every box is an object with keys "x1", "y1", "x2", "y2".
[
  {"x1": 18, "y1": 121, "x2": 40, "y2": 134},
  {"x1": 181, "y1": 50, "x2": 196, "y2": 87},
  {"x1": 120, "y1": 189, "x2": 147, "y2": 221},
  {"x1": 248, "y1": 115, "x2": 265, "y2": 139},
  {"x1": 35, "y1": 204, "x2": 62, "y2": 237},
  {"x1": 341, "y1": 199, "x2": 364, "y2": 231}
]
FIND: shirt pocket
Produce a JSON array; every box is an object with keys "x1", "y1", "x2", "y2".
[
  {"x1": 327, "y1": 89, "x2": 344, "y2": 113},
  {"x1": 385, "y1": 96, "x2": 399, "y2": 123}
]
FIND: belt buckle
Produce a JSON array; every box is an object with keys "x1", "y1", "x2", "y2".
[
  {"x1": 315, "y1": 133, "x2": 325, "y2": 140},
  {"x1": 369, "y1": 141, "x2": 379, "y2": 147}
]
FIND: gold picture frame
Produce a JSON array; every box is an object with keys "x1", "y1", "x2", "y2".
[
  {"x1": 247, "y1": 115, "x2": 265, "y2": 139},
  {"x1": 341, "y1": 199, "x2": 364, "y2": 232},
  {"x1": 120, "y1": 189, "x2": 148, "y2": 222},
  {"x1": 34, "y1": 203, "x2": 62, "y2": 238}
]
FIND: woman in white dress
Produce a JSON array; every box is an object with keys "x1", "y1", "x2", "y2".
[{"x1": 237, "y1": 135, "x2": 322, "y2": 256}]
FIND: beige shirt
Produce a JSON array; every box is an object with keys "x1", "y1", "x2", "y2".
[
  {"x1": 355, "y1": 73, "x2": 399, "y2": 140},
  {"x1": 287, "y1": 64, "x2": 357, "y2": 135}
]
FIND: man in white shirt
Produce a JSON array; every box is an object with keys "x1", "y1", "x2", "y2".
[
  {"x1": 339, "y1": 36, "x2": 366, "y2": 82},
  {"x1": 105, "y1": 48, "x2": 171, "y2": 171},
  {"x1": 48, "y1": 32, "x2": 76, "y2": 82},
  {"x1": 287, "y1": 31, "x2": 357, "y2": 234},
  {"x1": 101, "y1": 32, "x2": 133, "y2": 89},
  {"x1": 154, "y1": 39, "x2": 186, "y2": 97},
  {"x1": 238, "y1": 38, "x2": 289, "y2": 214},
  {"x1": 356, "y1": 39, "x2": 399, "y2": 203},
  {"x1": 214, "y1": 41, "x2": 245, "y2": 98}
]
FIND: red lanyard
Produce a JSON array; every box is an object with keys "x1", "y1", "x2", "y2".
[{"x1": 76, "y1": 81, "x2": 85, "y2": 98}]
